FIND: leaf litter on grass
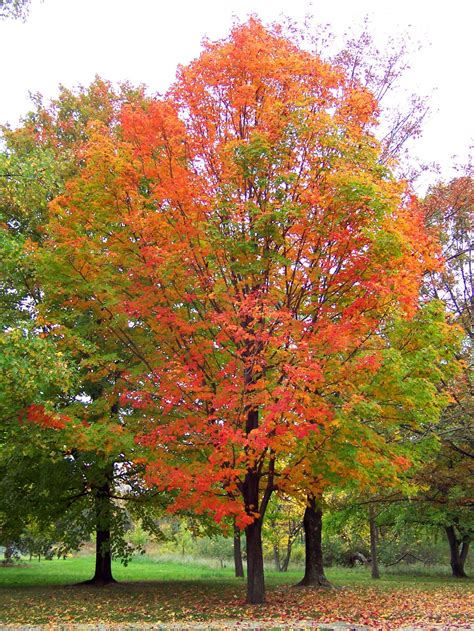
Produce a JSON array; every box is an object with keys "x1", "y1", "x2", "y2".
[{"x1": 0, "y1": 581, "x2": 472, "y2": 628}]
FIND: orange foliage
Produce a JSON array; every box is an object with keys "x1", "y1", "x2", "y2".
[{"x1": 41, "y1": 19, "x2": 440, "y2": 601}]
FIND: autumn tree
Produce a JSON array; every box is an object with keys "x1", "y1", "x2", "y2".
[
  {"x1": 273, "y1": 17, "x2": 433, "y2": 587},
  {"x1": 419, "y1": 169, "x2": 473, "y2": 577},
  {"x1": 40, "y1": 19, "x2": 448, "y2": 603},
  {"x1": 0, "y1": 79, "x2": 164, "y2": 584},
  {"x1": 318, "y1": 167, "x2": 472, "y2": 579}
]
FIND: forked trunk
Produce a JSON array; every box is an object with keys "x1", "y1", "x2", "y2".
[
  {"x1": 280, "y1": 538, "x2": 293, "y2": 572},
  {"x1": 446, "y1": 526, "x2": 469, "y2": 578},
  {"x1": 298, "y1": 496, "x2": 330, "y2": 587},
  {"x1": 233, "y1": 519, "x2": 244, "y2": 578}
]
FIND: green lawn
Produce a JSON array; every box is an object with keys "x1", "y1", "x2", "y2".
[
  {"x1": 0, "y1": 556, "x2": 472, "y2": 626},
  {"x1": 0, "y1": 554, "x2": 239, "y2": 586},
  {"x1": 0, "y1": 554, "x2": 468, "y2": 587}
]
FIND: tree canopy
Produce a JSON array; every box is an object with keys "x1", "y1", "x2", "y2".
[{"x1": 0, "y1": 17, "x2": 468, "y2": 603}]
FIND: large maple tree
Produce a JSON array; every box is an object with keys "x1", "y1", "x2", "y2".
[{"x1": 42, "y1": 19, "x2": 440, "y2": 602}]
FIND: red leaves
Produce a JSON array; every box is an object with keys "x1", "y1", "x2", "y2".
[{"x1": 24, "y1": 404, "x2": 69, "y2": 430}]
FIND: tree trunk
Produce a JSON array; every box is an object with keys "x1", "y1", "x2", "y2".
[
  {"x1": 242, "y1": 405, "x2": 268, "y2": 604},
  {"x1": 280, "y1": 537, "x2": 293, "y2": 572},
  {"x1": 3, "y1": 544, "x2": 16, "y2": 565},
  {"x1": 91, "y1": 526, "x2": 115, "y2": 584},
  {"x1": 233, "y1": 520, "x2": 244, "y2": 578},
  {"x1": 460, "y1": 539, "x2": 470, "y2": 566},
  {"x1": 298, "y1": 496, "x2": 330, "y2": 587},
  {"x1": 273, "y1": 544, "x2": 281, "y2": 571},
  {"x1": 446, "y1": 525, "x2": 468, "y2": 578},
  {"x1": 245, "y1": 517, "x2": 265, "y2": 604},
  {"x1": 369, "y1": 504, "x2": 380, "y2": 580},
  {"x1": 82, "y1": 475, "x2": 116, "y2": 585}
]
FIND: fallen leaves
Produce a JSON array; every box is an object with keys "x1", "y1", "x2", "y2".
[{"x1": 0, "y1": 579, "x2": 472, "y2": 628}]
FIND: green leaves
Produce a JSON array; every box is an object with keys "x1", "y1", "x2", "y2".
[{"x1": 0, "y1": 327, "x2": 73, "y2": 419}]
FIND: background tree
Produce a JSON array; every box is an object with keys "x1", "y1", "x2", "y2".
[
  {"x1": 233, "y1": 517, "x2": 244, "y2": 578},
  {"x1": 263, "y1": 495, "x2": 303, "y2": 572},
  {"x1": 412, "y1": 168, "x2": 474, "y2": 577},
  {"x1": 281, "y1": 296, "x2": 460, "y2": 585},
  {"x1": 305, "y1": 169, "x2": 471, "y2": 582},
  {"x1": 0, "y1": 0, "x2": 33, "y2": 20},
  {"x1": 273, "y1": 17, "x2": 436, "y2": 588},
  {"x1": 0, "y1": 327, "x2": 72, "y2": 560},
  {"x1": 0, "y1": 78, "x2": 164, "y2": 584}
]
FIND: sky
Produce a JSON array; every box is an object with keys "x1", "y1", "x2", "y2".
[{"x1": 1, "y1": 0, "x2": 473, "y2": 189}]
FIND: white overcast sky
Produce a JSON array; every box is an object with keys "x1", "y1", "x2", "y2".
[{"x1": 1, "y1": 0, "x2": 473, "y2": 189}]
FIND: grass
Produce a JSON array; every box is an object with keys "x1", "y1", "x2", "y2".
[
  {"x1": 0, "y1": 555, "x2": 472, "y2": 626},
  {"x1": 0, "y1": 553, "x2": 468, "y2": 587},
  {"x1": 0, "y1": 554, "x2": 237, "y2": 586}
]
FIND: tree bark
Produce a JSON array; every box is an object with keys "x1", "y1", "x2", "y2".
[
  {"x1": 82, "y1": 474, "x2": 116, "y2": 585},
  {"x1": 90, "y1": 525, "x2": 115, "y2": 584},
  {"x1": 245, "y1": 517, "x2": 265, "y2": 603},
  {"x1": 242, "y1": 404, "x2": 269, "y2": 604},
  {"x1": 297, "y1": 496, "x2": 330, "y2": 587},
  {"x1": 233, "y1": 519, "x2": 244, "y2": 578},
  {"x1": 369, "y1": 504, "x2": 380, "y2": 580},
  {"x1": 280, "y1": 537, "x2": 293, "y2": 572},
  {"x1": 446, "y1": 525, "x2": 469, "y2": 578},
  {"x1": 460, "y1": 539, "x2": 470, "y2": 566},
  {"x1": 273, "y1": 544, "x2": 281, "y2": 571}
]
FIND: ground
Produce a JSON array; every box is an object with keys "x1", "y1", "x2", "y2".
[{"x1": 0, "y1": 556, "x2": 472, "y2": 629}]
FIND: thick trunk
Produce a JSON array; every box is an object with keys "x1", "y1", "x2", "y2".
[
  {"x1": 83, "y1": 476, "x2": 116, "y2": 585},
  {"x1": 233, "y1": 520, "x2": 244, "y2": 578},
  {"x1": 91, "y1": 526, "x2": 115, "y2": 584},
  {"x1": 298, "y1": 496, "x2": 330, "y2": 587},
  {"x1": 446, "y1": 526, "x2": 468, "y2": 578},
  {"x1": 369, "y1": 504, "x2": 380, "y2": 580},
  {"x1": 242, "y1": 406, "x2": 268, "y2": 604},
  {"x1": 245, "y1": 517, "x2": 265, "y2": 604}
]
